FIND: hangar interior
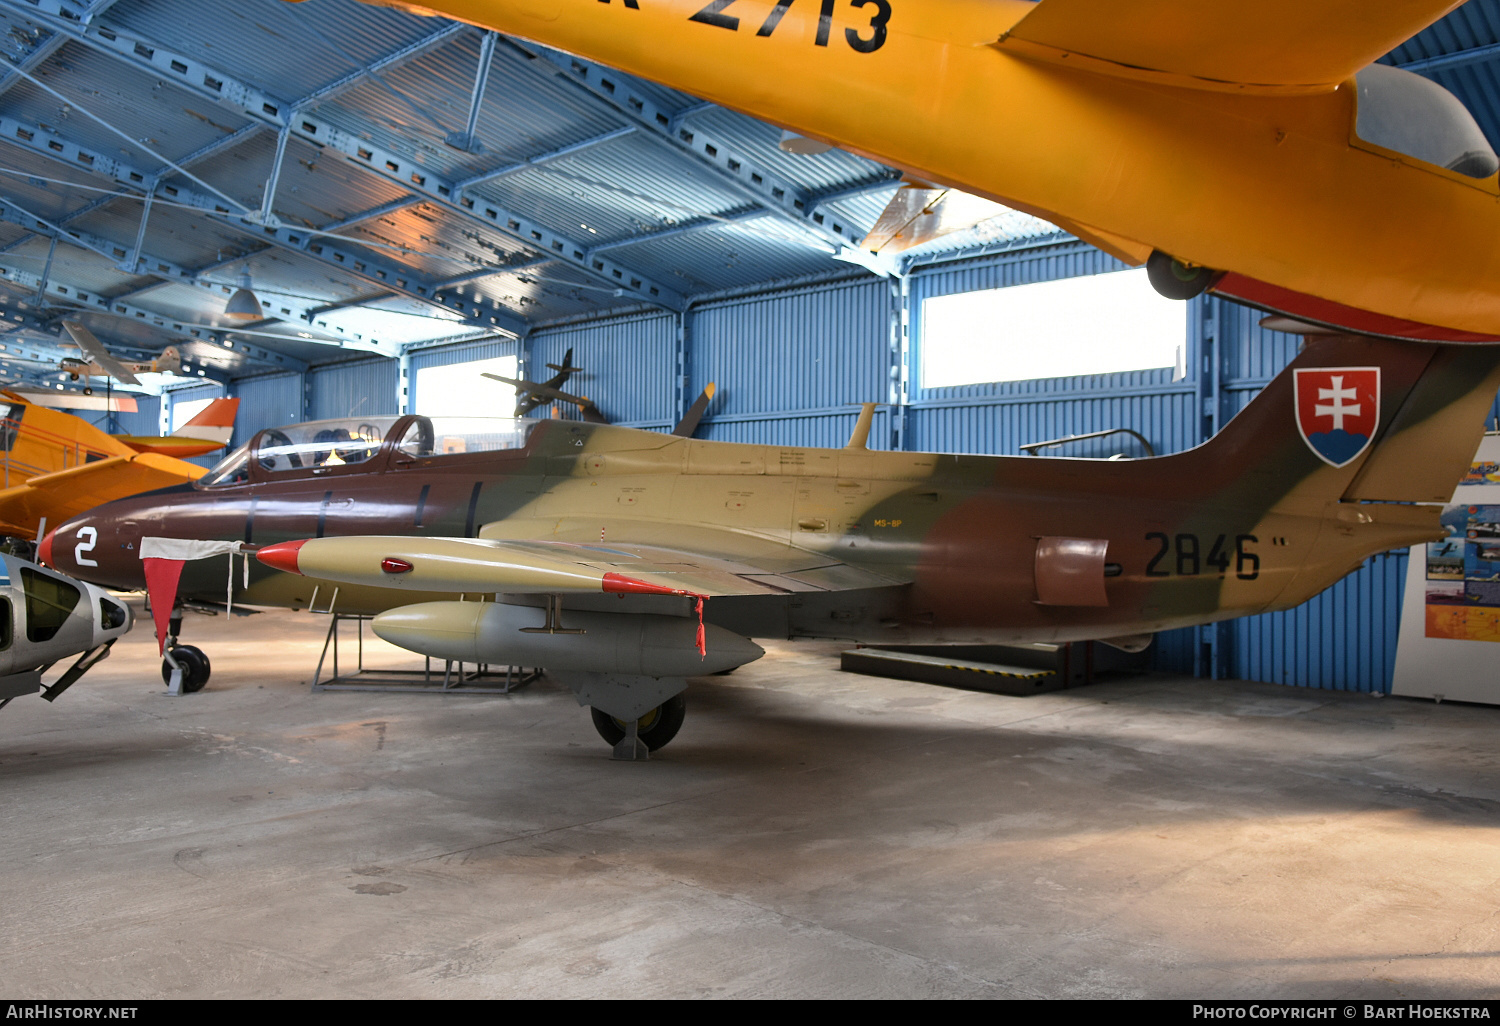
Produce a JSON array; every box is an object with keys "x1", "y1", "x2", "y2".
[
  {"x1": 3, "y1": 0, "x2": 1500, "y2": 1000},
  {"x1": 2, "y1": 0, "x2": 1496, "y2": 693}
]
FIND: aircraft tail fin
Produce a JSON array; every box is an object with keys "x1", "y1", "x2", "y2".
[
  {"x1": 545, "y1": 347, "x2": 580, "y2": 374},
  {"x1": 172, "y1": 397, "x2": 240, "y2": 444},
  {"x1": 156, "y1": 346, "x2": 183, "y2": 376},
  {"x1": 1182, "y1": 334, "x2": 1500, "y2": 509}
]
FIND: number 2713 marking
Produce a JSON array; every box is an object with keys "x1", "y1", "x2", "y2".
[
  {"x1": 687, "y1": 0, "x2": 891, "y2": 53},
  {"x1": 1145, "y1": 532, "x2": 1259, "y2": 581}
]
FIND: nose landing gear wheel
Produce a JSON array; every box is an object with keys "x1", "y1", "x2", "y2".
[
  {"x1": 161, "y1": 645, "x2": 211, "y2": 693},
  {"x1": 590, "y1": 693, "x2": 687, "y2": 753},
  {"x1": 1146, "y1": 249, "x2": 1220, "y2": 300}
]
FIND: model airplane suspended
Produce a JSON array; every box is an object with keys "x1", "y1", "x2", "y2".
[
  {"x1": 37, "y1": 329, "x2": 1500, "y2": 755},
  {"x1": 326, "y1": 0, "x2": 1500, "y2": 342},
  {"x1": 0, "y1": 554, "x2": 135, "y2": 714},
  {"x1": 492, "y1": 348, "x2": 590, "y2": 418},
  {"x1": 59, "y1": 321, "x2": 182, "y2": 394},
  {"x1": 0, "y1": 395, "x2": 238, "y2": 539}
]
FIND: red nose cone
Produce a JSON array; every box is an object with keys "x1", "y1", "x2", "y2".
[
  {"x1": 256, "y1": 539, "x2": 307, "y2": 575},
  {"x1": 37, "y1": 528, "x2": 56, "y2": 567}
]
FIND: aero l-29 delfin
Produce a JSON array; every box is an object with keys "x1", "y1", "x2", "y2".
[
  {"x1": 332, "y1": 0, "x2": 1500, "y2": 342},
  {"x1": 38, "y1": 333, "x2": 1500, "y2": 756}
]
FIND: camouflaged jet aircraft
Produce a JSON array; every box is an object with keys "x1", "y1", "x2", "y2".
[{"x1": 36, "y1": 332, "x2": 1500, "y2": 757}]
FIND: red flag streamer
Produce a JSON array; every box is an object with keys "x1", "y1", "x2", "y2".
[
  {"x1": 694, "y1": 594, "x2": 706, "y2": 658},
  {"x1": 141, "y1": 557, "x2": 186, "y2": 655}
]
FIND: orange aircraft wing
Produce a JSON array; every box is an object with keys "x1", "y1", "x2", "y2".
[
  {"x1": 0, "y1": 453, "x2": 206, "y2": 539},
  {"x1": 999, "y1": 0, "x2": 1464, "y2": 91}
]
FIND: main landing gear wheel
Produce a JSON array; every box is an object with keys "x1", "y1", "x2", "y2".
[
  {"x1": 161, "y1": 645, "x2": 211, "y2": 693},
  {"x1": 1146, "y1": 249, "x2": 1220, "y2": 300},
  {"x1": 590, "y1": 693, "x2": 687, "y2": 753}
]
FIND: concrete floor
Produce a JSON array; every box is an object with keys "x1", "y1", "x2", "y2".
[{"x1": 1, "y1": 601, "x2": 1498, "y2": 999}]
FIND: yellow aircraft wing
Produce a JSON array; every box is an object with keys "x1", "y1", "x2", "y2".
[
  {"x1": 999, "y1": 0, "x2": 1465, "y2": 92},
  {"x1": 0, "y1": 453, "x2": 206, "y2": 539}
]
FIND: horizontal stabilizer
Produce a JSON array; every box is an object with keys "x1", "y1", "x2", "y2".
[
  {"x1": 865, "y1": 183, "x2": 1011, "y2": 254},
  {"x1": 999, "y1": 0, "x2": 1463, "y2": 92}
]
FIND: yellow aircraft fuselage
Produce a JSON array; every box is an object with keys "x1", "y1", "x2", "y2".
[{"x1": 366, "y1": 0, "x2": 1500, "y2": 338}]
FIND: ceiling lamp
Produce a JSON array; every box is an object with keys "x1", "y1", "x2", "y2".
[{"x1": 223, "y1": 267, "x2": 263, "y2": 321}]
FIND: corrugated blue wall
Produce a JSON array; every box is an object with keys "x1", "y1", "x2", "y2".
[
  {"x1": 691, "y1": 280, "x2": 891, "y2": 442},
  {"x1": 310, "y1": 359, "x2": 399, "y2": 421},
  {"x1": 232, "y1": 373, "x2": 302, "y2": 443},
  {"x1": 531, "y1": 314, "x2": 676, "y2": 428}
]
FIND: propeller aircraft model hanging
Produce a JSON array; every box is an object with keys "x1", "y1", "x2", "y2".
[
  {"x1": 59, "y1": 322, "x2": 183, "y2": 395},
  {"x1": 36, "y1": 332, "x2": 1500, "y2": 757},
  {"x1": 329, "y1": 0, "x2": 1500, "y2": 342}
]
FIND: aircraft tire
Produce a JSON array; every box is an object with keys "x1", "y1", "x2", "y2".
[
  {"x1": 1146, "y1": 249, "x2": 1218, "y2": 300},
  {"x1": 161, "y1": 645, "x2": 211, "y2": 693},
  {"x1": 591, "y1": 693, "x2": 686, "y2": 752}
]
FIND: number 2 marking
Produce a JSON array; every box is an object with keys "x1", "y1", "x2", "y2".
[
  {"x1": 75, "y1": 526, "x2": 98, "y2": 567},
  {"x1": 689, "y1": 0, "x2": 740, "y2": 30}
]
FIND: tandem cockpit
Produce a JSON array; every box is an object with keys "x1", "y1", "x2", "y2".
[{"x1": 197, "y1": 415, "x2": 542, "y2": 488}]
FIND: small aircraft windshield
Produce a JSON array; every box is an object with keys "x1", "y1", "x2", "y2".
[
  {"x1": 1354, "y1": 64, "x2": 1499, "y2": 179},
  {"x1": 20, "y1": 566, "x2": 79, "y2": 643},
  {"x1": 397, "y1": 417, "x2": 537, "y2": 457},
  {"x1": 199, "y1": 440, "x2": 252, "y2": 488},
  {"x1": 254, "y1": 418, "x2": 402, "y2": 474}
]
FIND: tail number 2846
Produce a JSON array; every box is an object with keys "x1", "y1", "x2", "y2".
[{"x1": 1145, "y1": 532, "x2": 1258, "y2": 580}]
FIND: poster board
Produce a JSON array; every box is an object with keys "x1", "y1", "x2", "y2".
[{"x1": 1392, "y1": 433, "x2": 1500, "y2": 703}]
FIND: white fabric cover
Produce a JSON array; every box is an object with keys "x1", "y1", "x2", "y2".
[{"x1": 139, "y1": 537, "x2": 245, "y2": 561}]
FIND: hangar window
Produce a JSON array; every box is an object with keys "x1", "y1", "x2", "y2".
[
  {"x1": 414, "y1": 355, "x2": 518, "y2": 418},
  {"x1": 920, "y1": 268, "x2": 1185, "y2": 388},
  {"x1": 1354, "y1": 64, "x2": 1498, "y2": 179}
]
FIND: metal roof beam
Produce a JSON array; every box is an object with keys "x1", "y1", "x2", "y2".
[
  {"x1": 287, "y1": 22, "x2": 474, "y2": 112},
  {"x1": 0, "y1": 264, "x2": 309, "y2": 374},
  {"x1": 514, "y1": 43, "x2": 874, "y2": 254},
  {"x1": 0, "y1": 194, "x2": 411, "y2": 356},
  {"x1": 0, "y1": 116, "x2": 531, "y2": 338},
  {"x1": 0, "y1": 2, "x2": 682, "y2": 311},
  {"x1": 0, "y1": 0, "x2": 120, "y2": 98},
  {"x1": 588, "y1": 208, "x2": 767, "y2": 254},
  {"x1": 457, "y1": 126, "x2": 637, "y2": 189},
  {"x1": 0, "y1": 293, "x2": 234, "y2": 385},
  {"x1": 1394, "y1": 43, "x2": 1500, "y2": 75},
  {"x1": 0, "y1": 196, "x2": 196, "y2": 278}
]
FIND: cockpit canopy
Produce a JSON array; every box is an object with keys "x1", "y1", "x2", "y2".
[
  {"x1": 1354, "y1": 63, "x2": 1499, "y2": 179},
  {"x1": 196, "y1": 415, "x2": 542, "y2": 488}
]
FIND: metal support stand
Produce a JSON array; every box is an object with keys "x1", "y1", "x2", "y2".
[
  {"x1": 163, "y1": 609, "x2": 184, "y2": 696},
  {"x1": 519, "y1": 595, "x2": 585, "y2": 635},
  {"x1": 611, "y1": 717, "x2": 649, "y2": 762},
  {"x1": 311, "y1": 613, "x2": 539, "y2": 694}
]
